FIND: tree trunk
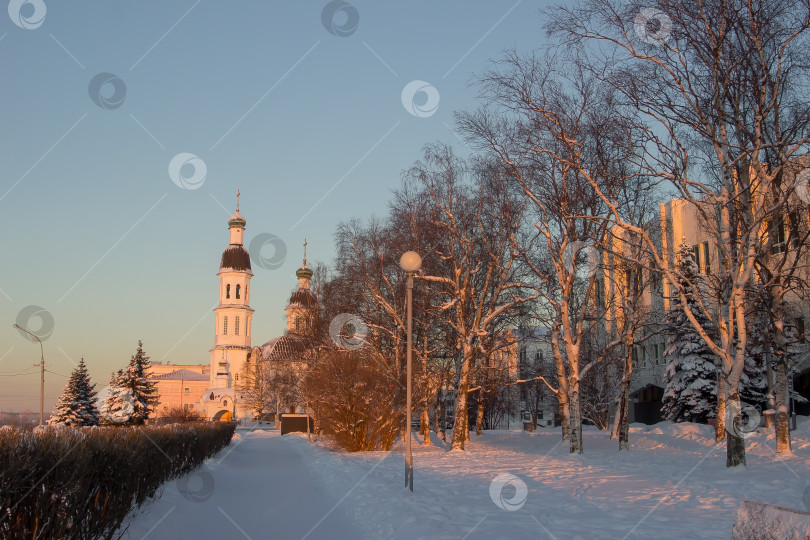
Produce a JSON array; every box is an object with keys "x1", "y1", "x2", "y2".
[
  {"x1": 715, "y1": 372, "x2": 726, "y2": 442},
  {"x1": 775, "y1": 360, "x2": 791, "y2": 453},
  {"x1": 440, "y1": 394, "x2": 447, "y2": 443},
  {"x1": 434, "y1": 400, "x2": 441, "y2": 439},
  {"x1": 568, "y1": 380, "x2": 583, "y2": 454},
  {"x1": 451, "y1": 369, "x2": 470, "y2": 450},
  {"x1": 558, "y1": 393, "x2": 570, "y2": 442},
  {"x1": 476, "y1": 400, "x2": 484, "y2": 436},
  {"x1": 615, "y1": 347, "x2": 633, "y2": 450},
  {"x1": 726, "y1": 390, "x2": 746, "y2": 467},
  {"x1": 610, "y1": 399, "x2": 621, "y2": 440},
  {"x1": 421, "y1": 404, "x2": 431, "y2": 446},
  {"x1": 617, "y1": 382, "x2": 630, "y2": 451}
]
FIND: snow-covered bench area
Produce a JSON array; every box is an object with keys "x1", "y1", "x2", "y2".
[
  {"x1": 731, "y1": 501, "x2": 810, "y2": 540},
  {"x1": 124, "y1": 419, "x2": 810, "y2": 539}
]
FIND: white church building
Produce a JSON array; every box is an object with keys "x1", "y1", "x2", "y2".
[{"x1": 149, "y1": 194, "x2": 321, "y2": 422}]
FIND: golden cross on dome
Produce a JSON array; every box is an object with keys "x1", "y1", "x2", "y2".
[
  {"x1": 303, "y1": 238, "x2": 308, "y2": 265},
  {"x1": 236, "y1": 189, "x2": 240, "y2": 212}
]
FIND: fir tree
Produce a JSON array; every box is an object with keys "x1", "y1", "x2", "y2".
[
  {"x1": 662, "y1": 243, "x2": 719, "y2": 423},
  {"x1": 118, "y1": 340, "x2": 159, "y2": 425},
  {"x1": 48, "y1": 357, "x2": 98, "y2": 426},
  {"x1": 741, "y1": 288, "x2": 770, "y2": 406},
  {"x1": 99, "y1": 369, "x2": 134, "y2": 425}
]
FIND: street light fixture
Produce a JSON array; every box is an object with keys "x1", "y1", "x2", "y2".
[
  {"x1": 400, "y1": 250, "x2": 421, "y2": 492},
  {"x1": 13, "y1": 324, "x2": 45, "y2": 426}
]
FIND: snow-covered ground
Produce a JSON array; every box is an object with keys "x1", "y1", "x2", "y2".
[{"x1": 124, "y1": 419, "x2": 810, "y2": 539}]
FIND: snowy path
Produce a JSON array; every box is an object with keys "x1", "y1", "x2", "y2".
[
  {"x1": 123, "y1": 429, "x2": 362, "y2": 540},
  {"x1": 123, "y1": 421, "x2": 810, "y2": 540}
]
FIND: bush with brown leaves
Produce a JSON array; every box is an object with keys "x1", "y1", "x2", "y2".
[{"x1": 305, "y1": 349, "x2": 402, "y2": 451}]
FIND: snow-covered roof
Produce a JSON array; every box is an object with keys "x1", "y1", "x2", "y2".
[
  {"x1": 513, "y1": 327, "x2": 550, "y2": 340},
  {"x1": 150, "y1": 368, "x2": 209, "y2": 381},
  {"x1": 255, "y1": 333, "x2": 323, "y2": 363}
]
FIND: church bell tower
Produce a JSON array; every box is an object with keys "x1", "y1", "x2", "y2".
[{"x1": 210, "y1": 191, "x2": 254, "y2": 388}]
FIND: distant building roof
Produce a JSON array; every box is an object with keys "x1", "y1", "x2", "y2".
[
  {"x1": 150, "y1": 368, "x2": 209, "y2": 381},
  {"x1": 287, "y1": 288, "x2": 319, "y2": 308},
  {"x1": 514, "y1": 327, "x2": 550, "y2": 340},
  {"x1": 255, "y1": 334, "x2": 324, "y2": 363}
]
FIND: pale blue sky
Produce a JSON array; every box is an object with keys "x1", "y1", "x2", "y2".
[{"x1": 0, "y1": 1, "x2": 553, "y2": 411}]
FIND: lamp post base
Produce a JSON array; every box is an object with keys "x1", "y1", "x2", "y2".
[{"x1": 405, "y1": 455, "x2": 413, "y2": 492}]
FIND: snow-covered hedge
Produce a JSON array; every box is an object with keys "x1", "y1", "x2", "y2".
[{"x1": 0, "y1": 421, "x2": 236, "y2": 540}]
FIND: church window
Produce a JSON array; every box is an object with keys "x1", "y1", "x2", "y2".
[
  {"x1": 235, "y1": 316, "x2": 240, "y2": 335},
  {"x1": 295, "y1": 316, "x2": 301, "y2": 331},
  {"x1": 236, "y1": 284, "x2": 241, "y2": 299},
  {"x1": 226, "y1": 284, "x2": 231, "y2": 299},
  {"x1": 224, "y1": 316, "x2": 228, "y2": 335}
]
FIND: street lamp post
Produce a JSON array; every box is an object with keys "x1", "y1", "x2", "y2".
[
  {"x1": 13, "y1": 324, "x2": 45, "y2": 425},
  {"x1": 400, "y1": 250, "x2": 422, "y2": 493}
]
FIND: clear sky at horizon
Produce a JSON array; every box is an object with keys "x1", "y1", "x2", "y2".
[{"x1": 0, "y1": 1, "x2": 555, "y2": 412}]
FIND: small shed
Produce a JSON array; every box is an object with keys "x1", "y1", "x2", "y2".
[{"x1": 280, "y1": 414, "x2": 314, "y2": 435}]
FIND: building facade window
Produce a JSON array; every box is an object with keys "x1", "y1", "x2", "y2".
[
  {"x1": 795, "y1": 317, "x2": 805, "y2": 341},
  {"x1": 223, "y1": 316, "x2": 228, "y2": 335},
  {"x1": 691, "y1": 242, "x2": 711, "y2": 274},
  {"x1": 235, "y1": 316, "x2": 240, "y2": 335},
  {"x1": 651, "y1": 269, "x2": 663, "y2": 295},
  {"x1": 651, "y1": 343, "x2": 665, "y2": 365},
  {"x1": 236, "y1": 284, "x2": 241, "y2": 299},
  {"x1": 632, "y1": 345, "x2": 647, "y2": 368},
  {"x1": 226, "y1": 284, "x2": 231, "y2": 299}
]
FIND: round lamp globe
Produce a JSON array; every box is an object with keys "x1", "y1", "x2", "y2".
[{"x1": 400, "y1": 251, "x2": 422, "y2": 272}]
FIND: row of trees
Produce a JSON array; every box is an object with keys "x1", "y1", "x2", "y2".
[
  {"x1": 300, "y1": 0, "x2": 810, "y2": 468},
  {"x1": 48, "y1": 340, "x2": 159, "y2": 427}
]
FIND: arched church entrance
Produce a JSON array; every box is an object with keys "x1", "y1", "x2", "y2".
[{"x1": 213, "y1": 410, "x2": 233, "y2": 421}]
